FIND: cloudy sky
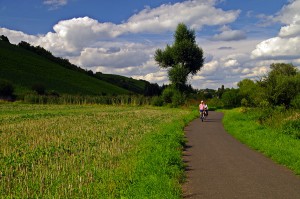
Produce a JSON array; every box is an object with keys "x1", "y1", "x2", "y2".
[{"x1": 1, "y1": 0, "x2": 300, "y2": 89}]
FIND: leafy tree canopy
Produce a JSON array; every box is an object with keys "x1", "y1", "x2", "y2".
[
  {"x1": 0, "y1": 35, "x2": 10, "y2": 43},
  {"x1": 155, "y1": 23, "x2": 204, "y2": 90}
]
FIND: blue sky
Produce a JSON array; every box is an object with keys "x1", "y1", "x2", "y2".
[{"x1": 1, "y1": 0, "x2": 300, "y2": 89}]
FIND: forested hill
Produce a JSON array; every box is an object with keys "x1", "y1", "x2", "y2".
[{"x1": 0, "y1": 37, "x2": 160, "y2": 96}]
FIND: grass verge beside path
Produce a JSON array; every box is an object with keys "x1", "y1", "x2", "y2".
[
  {"x1": 222, "y1": 108, "x2": 300, "y2": 175},
  {"x1": 0, "y1": 103, "x2": 198, "y2": 198}
]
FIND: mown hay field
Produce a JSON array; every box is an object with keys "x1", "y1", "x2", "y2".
[{"x1": 0, "y1": 103, "x2": 196, "y2": 198}]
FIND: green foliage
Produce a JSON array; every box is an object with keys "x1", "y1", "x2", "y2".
[
  {"x1": 23, "y1": 94, "x2": 151, "y2": 105},
  {"x1": 162, "y1": 87, "x2": 175, "y2": 104},
  {"x1": 0, "y1": 79, "x2": 14, "y2": 98},
  {"x1": 221, "y1": 88, "x2": 241, "y2": 108},
  {"x1": 207, "y1": 98, "x2": 224, "y2": 109},
  {"x1": 0, "y1": 35, "x2": 10, "y2": 43},
  {"x1": 235, "y1": 63, "x2": 300, "y2": 108},
  {"x1": 270, "y1": 75, "x2": 300, "y2": 106},
  {"x1": 174, "y1": 23, "x2": 196, "y2": 44},
  {"x1": 269, "y1": 63, "x2": 297, "y2": 77},
  {"x1": 171, "y1": 90, "x2": 186, "y2": 107},
  {"x1": 241, "y1": 98, "x2": 249, "y2": 107},
  {"x1": 261, "y1": 63, "x2": 300, "y2": 107},
  {"x1": 238, "y1": 79, "x2": 266, "y2": 106},
  {"x1": 282, "y1": 119, "x2": 300, "y2": 139},
  {"x1": 155, "y1": 23, "x2": 204, "y2": 89},
  {"x1": 291, "y1": 94, "x2": 300, "y2": 109},
  {"x1": 168, "y1": 64, "x2": 189, "y2": 90},
  {"x1": 161, "y1": 87, "x2": 185, "y2": 107},
  {"x1": 155, "y1": 45, "x2": 175, "y2": 68},
  {"x1": 151, "y1": 96, "x2": 164, "y2": 106}
]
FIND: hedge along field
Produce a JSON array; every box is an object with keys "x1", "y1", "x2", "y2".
[{"x1": 0, "y1": 103, "x2": 197, "y2": 198}]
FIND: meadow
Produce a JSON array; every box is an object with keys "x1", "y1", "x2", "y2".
[
  {"x1": 0, "y1": 103, "x2": 197, "y2": 198},
  {"x1": 222, "y1": 108, "x2": 300, "y2": 175}
]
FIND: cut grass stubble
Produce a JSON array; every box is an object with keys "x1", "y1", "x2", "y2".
[{"x1": 0, "y1": 104, "x2": 197, "y2": 198}]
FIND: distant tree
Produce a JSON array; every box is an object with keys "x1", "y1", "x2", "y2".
[
  {"x1": 221, "y1": 88, "x2": 241, "y2": 108},
  {"x1": 238, "y1": 79, "x2": 266, "y2": 106},
  {"x1": 0, "y1": 35, "x2": 10, "y2": 43},
  {"x1": 216, "y1": 85, "x2": 225, "y2": 98},
  {"x1": 260, "y1": 63, "x2": 299, "y2": 107},
  {"x1": 18, "y1": 41, "x2": 32, "y2": 50},
  {"x1": 155, "y1": 23, "x2": 204, "y2": 91},
  {"x1": 144, "y1": 83, "x2": 162, "y2": 96},
  {"x1": 269, "y1": 63, "x2": 297, "y2": 77}
]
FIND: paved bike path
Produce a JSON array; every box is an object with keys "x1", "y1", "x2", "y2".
[{"x1": 183, "y1": 111, "x2": 300, "y2": 199}]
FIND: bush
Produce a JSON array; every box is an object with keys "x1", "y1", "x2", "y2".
[
  {"x1": 241, "y1": 98, "x2": 249, "y2": 107},
  {"x1": 258, "y1": 100, "x2": 270, "y2": 108},
  {"x1": 151, "y1": 96, "x2": 164, "y2": 106},
  {"x1": 0, "y1": 79, "x2": 14, "y2": 98},
  {"x1": 291, "y1": 94, "x2": 300, "y2": 109},
  {"x1": 161, "y1": 87, "x2": 174, "y2": 104},
  {"x1": 161, "y1": 87, "x2": 185, "y2": 107},
  {"x1": 221, "y1": 88, "x2": 241, "y2": 108},
  {"x1": 171, "y1": 91, "x2": 185, "y2": 107},
  {"x1": 207, "y1": 98, "x2": 224, "y2": 109},
  {"x1": 282, "y1": 120, "x2": 300, "y2": 139}
]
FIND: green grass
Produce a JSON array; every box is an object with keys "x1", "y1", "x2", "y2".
[
  {"x1": 222, "y1": 108, "x2": 300, "y2": 175},
  {"x1": 0, "y1": 41, "x2": 130, "y2": 96},
  {"x1": 0, "y1": 103, "x2": 197, "y2": 198}
]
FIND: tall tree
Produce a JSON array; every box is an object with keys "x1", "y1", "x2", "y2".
[{"x1": 155, "y1": 23, "x2": 204, "y2": 91}]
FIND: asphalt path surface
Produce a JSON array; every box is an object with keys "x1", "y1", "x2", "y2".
[{"x1": 183, "y1": 111, "x2": 300, "y2": 199}]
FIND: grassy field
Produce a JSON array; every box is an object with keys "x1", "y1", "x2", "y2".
[
  {"x1": 222, "y1": 108, "x2": 300, "y2": 175},
  {"x1": 0, "y1": 103, "x2": 197, "y2": 198}
]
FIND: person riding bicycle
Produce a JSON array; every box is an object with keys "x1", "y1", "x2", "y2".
[
  {"x1": 199, "y1": 100, "x2": 205, "y2": 121},
  {"x1": 204, "y1": 102, "x2": 208, "y2": 117}
]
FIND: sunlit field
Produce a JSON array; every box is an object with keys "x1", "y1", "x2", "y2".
[{"x1": 0, "y1": 103, "x2": 196, "y2": 198}]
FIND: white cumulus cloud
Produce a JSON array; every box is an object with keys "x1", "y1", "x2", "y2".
[
  {"x1": 123, "y1": 0, "x2": 240, "y2": 33},
  {"x1": 251, "y1": 0, "x2": 300, "y2": 61}
]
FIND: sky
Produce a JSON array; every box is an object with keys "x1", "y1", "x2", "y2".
[{"x1": 1, "y1": 0, "x2": 300, "y2": 89}]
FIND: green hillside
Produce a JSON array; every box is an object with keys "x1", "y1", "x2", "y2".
[
  {"x1": 0, "y1": 40, "x2": 131, "y2": 96},
  {"x1": 95, "y1": 73, "x2": 147, "y2": 94}
]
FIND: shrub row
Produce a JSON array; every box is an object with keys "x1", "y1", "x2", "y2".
[{"x1": 23, "y1": 94, "x2": 152, "y2": 106}]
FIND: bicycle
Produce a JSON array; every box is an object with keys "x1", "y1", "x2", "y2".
[
  {"x1": 200, "y1": 109, "x2": 208, "y2": 122},
  {"x1": 200, "y1": 110, "x2": 205, "y2": 122}
]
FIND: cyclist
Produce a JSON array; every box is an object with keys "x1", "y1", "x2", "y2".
[
  {"x1": 204, "y1": 102, "x2": 208, "y2": 117},
  {"x1": 199, "y1": 100, "x2": 205, "y2": 122}
]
